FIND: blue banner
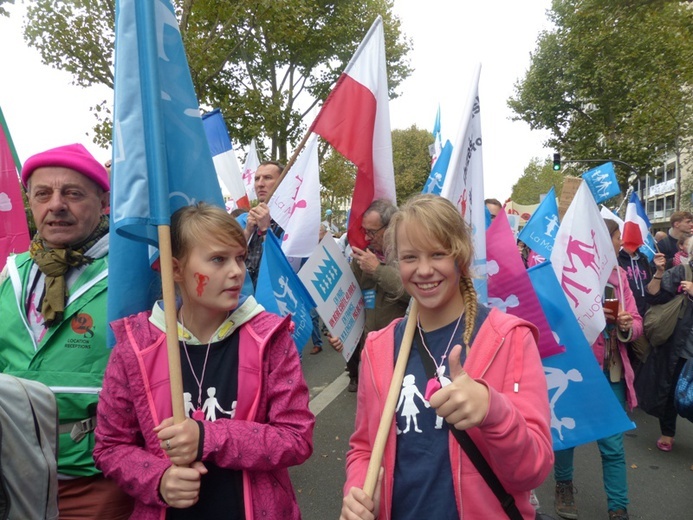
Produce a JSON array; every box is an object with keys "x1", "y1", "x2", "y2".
[
  {"x1": 582, "y1": 162, "x2": 620, "y2": 204},
  {"x1": 108, "y1": 0, "x2": 224, "y2": 344},
  {"x1": 528, "y1": 261, "x2": 635, "y2": 450},
  {"x1": 255, "y1": 232, "x2": 316, "y2": 354},
  {"x1": 518, "y1": 187, "x2": 559, "y2": 259}
]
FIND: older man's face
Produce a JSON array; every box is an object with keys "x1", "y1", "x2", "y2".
[{"x1": 28, "y1": 167, "x2": 109, "y2": 249}]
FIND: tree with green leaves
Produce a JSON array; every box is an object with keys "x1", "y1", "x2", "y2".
[
  {"x1": 21, "y1": 0, "x2": 412, "y2": 163},
  {"x1": 319, "y1": 147, "x2": 356, "y2": 230},
  {"x1": 391, "y1": 125, "x2": 433, "y2": 204},
  {"x1": 508, "y1": 0, "x2": 693, "y2": 207},
  {"x1": 510, "y1": 157, "x2": 564, "y2": 205}
]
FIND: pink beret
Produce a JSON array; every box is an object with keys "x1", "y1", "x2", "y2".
[{"x1": 21, "y1": 143, "x2": 110, "y2": 191}]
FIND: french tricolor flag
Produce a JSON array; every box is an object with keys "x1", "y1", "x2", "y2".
[
  {"x1": 622, "y1": 192, "x2": 651, "y2": 252},
  {"x1": 202, "y1": 109, "x2": 250, "y2": 210},
  {"x1": 309, "y1": 16, "x2": 395, "y2": 250}
]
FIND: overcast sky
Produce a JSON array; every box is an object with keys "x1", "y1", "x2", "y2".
[{"x1": 0, "y1": 0, "x2": 553, "y2": 202}]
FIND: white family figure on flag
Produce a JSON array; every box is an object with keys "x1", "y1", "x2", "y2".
[
  {"x1": 545, "y1": 214, "x2": 560, "y2": 237},
  {"x1": 273, "y1": 275, "x2": 299, "y2": 315},
  {"x1": 488, "y1": 294, "x2": 520, "y2": 313},
  {"x1": 545, "y1": 366, "x2": 583, "y2": 441}
]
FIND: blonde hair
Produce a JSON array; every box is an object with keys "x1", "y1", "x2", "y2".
[
  {"x1": 386, "y1": 194, "x2": 478, "y2": 345},
  {"x1": 171, "y1": 202, "x2": 247, "y2": 264}
]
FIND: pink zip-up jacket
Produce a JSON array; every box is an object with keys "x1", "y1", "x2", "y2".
[
  {"x1": 590, "y1": 266, "x2": 643, "y2": 411},
  {"x1": 94, "y1": 304, "x2": 314, "y2": 520},
  {"x1": 345, "y1": 308, "x2": 553, "y2": 520}
]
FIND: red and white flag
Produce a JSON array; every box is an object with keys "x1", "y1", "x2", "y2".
[
  {"x1": 242, "y1": 138, "x2": 260, "y2": 203},
  {"x1": 550, "y1": 181, "x2": 617, "y2": 345},
  {"x1": 309, "y1": 16, "x2": 395, "y2": 250},
  {"x1": 268, "y1": 134, "x2": 321, "y2": 258},
  {"x1": 0, "y1": 109, "x2": 30, "y2": 270}
]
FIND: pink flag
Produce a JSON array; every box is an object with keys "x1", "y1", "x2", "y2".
[
  {"x1": 486, "y1": 211, "x2": 564, "y2": 358},
  {"x1": 0, "y1": 114, "x2": 30, "y2": 270},
  {"x1": 309, "y1": 16, "x2": 395, "y2": 250}
]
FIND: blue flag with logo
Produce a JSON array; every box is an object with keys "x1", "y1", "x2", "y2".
[
  {"x1": 108, "y1": 0, "x2": 224, "y2": 344},
  {"x1": 528, "y1": 261, "x2": 635, "y2": 450},
  {"x1": 255, "y1": 232, "x2": 316, "y2": 353},
  {"x1": 422, "y1": 139, "x2": 452, "y2": 195},
  {"x1": 518, "y1": 187, "x2": 560, "y2": 259},
  {"x1": 582, "y1": 162, "x2": 620, "y2": 204}
]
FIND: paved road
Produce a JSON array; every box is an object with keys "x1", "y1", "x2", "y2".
[{"x1": 292, "y1": 340, "x2": 693, "y2": 519}]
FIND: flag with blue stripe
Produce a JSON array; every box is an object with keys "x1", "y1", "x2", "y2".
[
  {"x1": 255, "y1": 232, "x2": 316, "y2": 353},
  {"x1": 528, "y1": 261, "x2": 635, "y2": 450},
  {"x1": 108, "y1": 0, "x2": 224, "y2": 343},
  {"x1": 422, "y1": 139, "x2": 452, "y2": 195},
  {"x1": 518, "y1": 187, "x2": 560, "y2": 259},
  {"x1": 582, "y1": 162, "x2": 620, "y2": 204}
]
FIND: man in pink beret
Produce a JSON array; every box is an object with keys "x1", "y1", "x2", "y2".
[{"x1": 0, "y1": 144, "x2": 133, "y2": 519}]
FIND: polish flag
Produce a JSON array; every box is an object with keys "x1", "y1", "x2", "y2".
[
  {"x1": 309, "y1": 16, "x2": 395, "y2": 250},
  {"x1": 0, "y1": 108, "x2": 30, "y2": 270},
  {"x1": 622, "y1": 192, "x2": 651, "y2": 252},
  {"x1": 202, "y1": 109, "x2": 250, "y2": 210}
]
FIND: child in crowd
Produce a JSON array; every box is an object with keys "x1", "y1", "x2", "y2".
[
  {"x1": 94, "y1": 203, "x2": 314, "y2": 519},
  {"x1": 340, "y1": 194, "x2": 553, "y2": 520},
  {"x1": 672, "y1": 235, "x2": 691, "y2": 266},
  {"x1": 553, "y1": 219, "x2": 641, "y2": 520}
]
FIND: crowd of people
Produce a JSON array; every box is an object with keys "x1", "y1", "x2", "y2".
[{"x1": 1, "y1": 141, "x2": 692, "y2": 520}]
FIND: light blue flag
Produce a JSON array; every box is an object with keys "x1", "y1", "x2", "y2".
[
  {"x1": 582, "y1": 162, "x2": 620, "y2": 204},
  {"x1": 108, "y1": 0, "x2": 224, "y2": 344},
  {"x1": 422, "y1": 139, "x2": 452, "y2": 195},
  {"x1": 518, "y1": 187, "x2": 560, "y2": 259},
  {"x1": 528, "y1": 261, "x2": 635, "y2": 451},
  {"x1": 255, "y1": 232, "x2": 316, "y2": 354}
]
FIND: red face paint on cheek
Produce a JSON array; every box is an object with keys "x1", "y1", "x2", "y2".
[{"x1": 194, "y1": 273, "x2": 209, "y2": 297}]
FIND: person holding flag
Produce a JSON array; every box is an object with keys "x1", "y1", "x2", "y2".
[
  {"x1": 340, "y1": 194, "x2": 552, "y2": 520},
  {"x1": 94, "y1": 203, "x2": 314, "y2": 519},
  {"x1": 0, "y1": 144, "x2": 134, "y2": 519},
  {"x1": 553, "y1": 219, "x2": 641, "y2": 520}
]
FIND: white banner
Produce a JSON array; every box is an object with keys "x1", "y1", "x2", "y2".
[{"x1": 298, "y1": 234, "x2": 364, "y2": 361}]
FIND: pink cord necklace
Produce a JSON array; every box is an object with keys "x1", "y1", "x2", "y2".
[{"x1": 417, "y1": 312, "x2": 464, "y2": 401}]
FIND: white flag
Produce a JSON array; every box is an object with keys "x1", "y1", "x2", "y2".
[
  {"x1": 440, "y1": 63, "x2": 486, "y2": 301},
  {"x1": 242, "y1": 138, "x2": 260, "y2": 203},
  {"x1": 550, "y1": 181, "x2": 617, "y2": 345},
  {"x1": 268, "y1": 134, "x2": 321, "y2": 258}
]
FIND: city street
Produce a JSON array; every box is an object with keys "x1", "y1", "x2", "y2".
[{"x1": 292, "y1": 340, "x2": 693, "y2": 520}]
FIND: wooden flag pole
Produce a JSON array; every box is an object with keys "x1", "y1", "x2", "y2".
[
  {"x1": 158, "y1": 224, "x2": 186, "y2": 424},
  {"x1": 362, "y1": 300, "x2": 418, "y2": 497}
]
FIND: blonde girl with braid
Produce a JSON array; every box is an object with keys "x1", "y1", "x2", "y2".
[{"x1": 340, "y1": 194, "x2": 553, "y2": 520}]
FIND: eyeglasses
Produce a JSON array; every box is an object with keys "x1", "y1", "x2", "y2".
[{"x1": 362, "y1": 224, "x2": 386, "y2": 238}]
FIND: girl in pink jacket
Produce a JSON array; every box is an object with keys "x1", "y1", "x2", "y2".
[
  {"x1": 94, "y1": 203, "x2": 314, "y2": 519},
  {"x1": 340, "y1": 194, "x2": 553, "y2": 520}
]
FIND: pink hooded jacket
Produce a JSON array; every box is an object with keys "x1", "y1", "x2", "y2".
[
  {"x1": 94, "y1": 303, "x2": 314, "y2": 520},
  {"x1": 345, "y1": 308, "x2": 553, "y2": 520},
  {"x1": 590, "y1": 266, "x2": 643, "y2": 410}
]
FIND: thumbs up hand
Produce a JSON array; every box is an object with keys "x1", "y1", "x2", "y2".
[{"x1": 428, "y1": 344, "x2": 490, "y2": 431}]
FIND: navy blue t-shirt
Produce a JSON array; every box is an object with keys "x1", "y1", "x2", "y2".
[{"x1": 391, "y1": 306, "x2": 489, "y2": 520}]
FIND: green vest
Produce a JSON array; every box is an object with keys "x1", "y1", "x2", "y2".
[{"x1": 0, "y1": 251, "x2": 110, "y2": 476}]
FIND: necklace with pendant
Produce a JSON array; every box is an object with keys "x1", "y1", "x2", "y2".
[
  {"x1": 180, "y1": 311, "x2": 214, "y2": 420},
  {"x1": 417, "y1": 312, "x2": 464, "y2": 401}
]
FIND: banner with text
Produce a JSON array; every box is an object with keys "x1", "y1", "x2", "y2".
[{"x1": 298, "y1": 234, "x2": 364, "y2": 361}]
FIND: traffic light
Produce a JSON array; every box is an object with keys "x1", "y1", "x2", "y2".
[{"x1": 553, "y1": 153, "x2": 561, "y2": 171}]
